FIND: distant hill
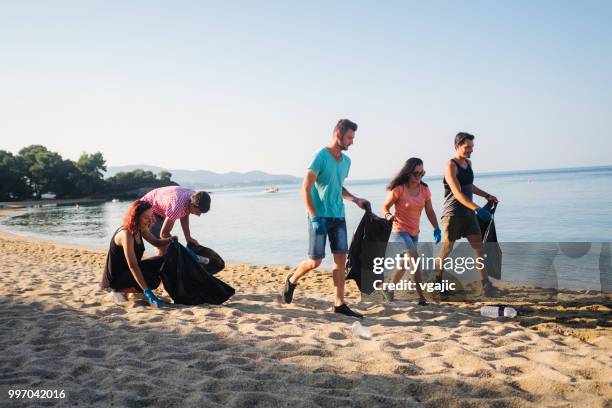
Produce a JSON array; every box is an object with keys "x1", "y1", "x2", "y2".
[{"x1": 106, "y1": 165, "x2": 301, "y2": 188}]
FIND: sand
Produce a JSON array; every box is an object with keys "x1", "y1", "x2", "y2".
[{"x1": 0, "y1": 229, "x2": 610, "y2": 407}]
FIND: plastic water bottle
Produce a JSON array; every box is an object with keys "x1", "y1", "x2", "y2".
[
  {"x1": 480, "y1": 305, "x2": 517, "y2": 318},
  {"x1": 195, "y1": 255, "x2": 210, "y2": 265},
  {"x1": 351, "y1": 321, "x2": 371, "y2": 339}
]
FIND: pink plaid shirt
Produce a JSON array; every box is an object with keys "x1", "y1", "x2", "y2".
[{"x1": 141, "y1": 186, "x2": 195, "y2": 221}]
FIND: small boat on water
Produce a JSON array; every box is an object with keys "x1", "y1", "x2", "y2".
[{"x1": 264, "y1": 187, "x2": 279, "y2": 193}]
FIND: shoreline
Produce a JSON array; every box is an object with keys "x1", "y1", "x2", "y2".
[
  {"x1": 0, "y1": 196, "x2": 110, "y2": 209},
  {"x1": 1, "y1": 219, "x2": 607, "y2": 294},
  {"x1": 0, "y1": 205, "x2": 609, "y2": 294}
]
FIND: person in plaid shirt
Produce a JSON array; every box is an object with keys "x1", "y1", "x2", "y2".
[{"x1": 140, "y1": 186, "x2": 211, "y2": 255}]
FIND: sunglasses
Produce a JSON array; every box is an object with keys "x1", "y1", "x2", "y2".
[{"x1": 412, "y1": 171, "x2": 426, "y2": 177}]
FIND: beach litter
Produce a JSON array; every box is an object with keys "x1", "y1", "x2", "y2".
[
  {"x1": 480, "y1": 305, "x2": 518, "y2": 318},
  {"x1": 351, "y1": 321, "x2": 371, "y2": 339}
]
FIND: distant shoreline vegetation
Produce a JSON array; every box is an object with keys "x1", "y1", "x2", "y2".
[{"x1": 0, "y1": 145, "x2": 176, "y2": 201}]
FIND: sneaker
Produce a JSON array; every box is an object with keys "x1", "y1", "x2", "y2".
[
  {"x1": 333, "y1": 303, "x2": 363, "y2": 319},
  {"x1": 281, "y1": 273, "x2": 297, "y2": 304},
  {"x1": 110, "y1": 291, "x2": 127, "y2": 303},
  {"x1": 431, "y1": 274, "x2": 449, "y2": 301},
  {"x1": 381, "y1": 289, "x2": 395, "y2": 302},
  {"x1": 482, "y1": 280, "x2": 501, "y2": 298}
]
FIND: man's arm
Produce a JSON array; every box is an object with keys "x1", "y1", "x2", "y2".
[
  {"x1": 342, "y1": 187, "x2": 370, "y2": 210},
  {"x1": 141, "y1": 228, "x2": 174, "y2": 249},
  {"x1": 180, "y1": 215, "x2": 199, "y2": 246},
  {"x1": 445, "y1": 161, "x2": 480, "y2": 211},
  {"x1": 472, "y1": 185, "x2": 498, "y2": 203},
  {"x1": 302, "y1": 171, "x2": 317, "y2": 217},
  {"x1": 160, "y1": 217, "x2": 175, "y2": 239}
]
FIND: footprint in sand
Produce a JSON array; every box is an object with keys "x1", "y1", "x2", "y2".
[
  {"x1": 394, "y1": 364, "x2": 424, "y2": 375},
  {"x1": 80, "y1": 302, "x2": 102, "y2": 308},
  {"x1": 502, "y1": 366, "x2": 524, "y2": 376},
  {"x1": 328, "y1": 331, "x2": 348, "y2": 340},
  {"x1": 257, "y1": 319, "x2": 275, "y2": 326}
]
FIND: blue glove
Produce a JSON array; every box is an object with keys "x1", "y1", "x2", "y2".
[
  {"x1": 143, "y1": 289, "x2": 165, "y2": 308},
  {"x1": 433, "y1": 228, "x2": 441, "y2": 244},
  {"x1": 310, "y1": 216, "x2": 326, "y2": 234},
  {"x1": 185, "y1": 245, "x2": 199, "y2": 262},
  {"x1": 475, "y1": 207, "x2": 492, "y2": 221}
]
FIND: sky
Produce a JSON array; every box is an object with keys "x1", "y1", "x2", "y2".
[{"x1": 1, "y1": 1, "x2": 611, "y2": 179}]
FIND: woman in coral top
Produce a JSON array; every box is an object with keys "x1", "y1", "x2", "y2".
[{"x1": 381, "y1": 157, "x2": 441, "y2": 305}]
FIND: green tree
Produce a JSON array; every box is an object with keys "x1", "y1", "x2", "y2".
[
  {"x1": 76, "y1": 152, "x2": 106, "y2": 178},
  {"x1": 76, "y1": 152, "x2": 107, "y2": 196},
  {"x1": 158, "y1": 170, "x2": 172, "y2": 182},
  {"x1": 18, "y1": 145, "x2": 66, "y2": 199},
  {"x1": 0, "y1": 150, "x2": 31, "y2": 200},
  {"x1": 106, "y1": 168, "x2": 177, "y2": 194},
  {"x1": 48, "y1": 159, "x2": 83, "y2": 198}
]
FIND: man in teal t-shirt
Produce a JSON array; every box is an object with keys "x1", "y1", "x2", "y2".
[
  {"x1": 280, "y1": 119, "x2": 370, "y2": 319},
  {"x1": 309, "y1": 147, "x2": 351, "y2": 217}
]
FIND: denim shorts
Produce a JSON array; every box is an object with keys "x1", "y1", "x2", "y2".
[
  {"x1": 308, "y1": 217, "x2": 348, "y2": 260},
  {"x1": 386, "y1": 231, "x2": 419, "y2": 256}
]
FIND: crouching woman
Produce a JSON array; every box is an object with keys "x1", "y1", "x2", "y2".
[{"x1": 100, "y1": 200, "x2": 176, "y2": 307}]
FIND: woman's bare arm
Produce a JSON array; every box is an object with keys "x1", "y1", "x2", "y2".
[{"x1": 118, "y1": 230, "x2": 150, "y2": 291}]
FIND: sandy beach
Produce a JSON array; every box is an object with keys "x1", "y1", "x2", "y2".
[{"x1": 0, "y1": 228, "x2": 610, "y2": 407}]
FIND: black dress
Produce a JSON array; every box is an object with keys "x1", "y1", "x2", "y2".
[{"x1": 100, "y1": 227, "x2": 165, "y2": 291}]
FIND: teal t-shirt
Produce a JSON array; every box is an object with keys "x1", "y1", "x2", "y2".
[{"x1": 308, "y1": 147, "x2": 351, "y2": 218}]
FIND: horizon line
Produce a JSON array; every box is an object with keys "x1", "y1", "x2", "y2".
[{"x1": 107, "y1": 163, "x2": 612, "y2": 182}]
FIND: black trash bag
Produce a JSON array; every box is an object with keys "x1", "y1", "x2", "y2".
[
  {"x1": 478, "y1": 200, "x2": 502, "y2": 280},
  {"x1": 160, "y1": 241, "x2": 235, "y2": 305},
  {"x1": 346, "y1": 209, "x2": 392, "y2": 294},
  {"x1": 187, "y1": 243, "x2": 225, "y2": 275}
]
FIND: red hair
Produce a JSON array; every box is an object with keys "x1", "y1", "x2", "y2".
[{"x1": 122, "y1": 200, "x2": 152, "y2": 236}]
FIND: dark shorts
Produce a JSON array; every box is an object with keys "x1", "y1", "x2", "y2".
[
  {"x1": 150, "y1": 214, "x2": 165, "y2": 239},
  {"x1": 441, "y1": 215, "x2": 481, "y2": 242},
  {"x1": 308, "y1": 217, "x2": 348, "y2": 260}
]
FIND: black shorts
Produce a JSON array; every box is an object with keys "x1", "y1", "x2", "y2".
[
  {"x1": 441, "y1": 215, "x2": 481, "y2": 242},
  {"x1": 150, "y1": 214, "x2": 165, "y2": 239}
]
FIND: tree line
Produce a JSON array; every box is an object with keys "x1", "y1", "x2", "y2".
[{"x1": 0, "y1": 145, "x2": 176, "y2": 201}]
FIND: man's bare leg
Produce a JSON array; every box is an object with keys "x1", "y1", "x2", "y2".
[
  {"x1": 332, "y1": 253, "x2": 347, "y2": 307},
  {"x1": 466, "y1": 234, "x2": 486, "y2": 280},
  {"x1": 435, "y1": 241, "x2": 455, "y2": 281},
  {"x1": 331, "y1": 252, "x2": 362, "y2": 318},
  {"x1": 467, "y1": 234, "x2": 498, "y2": 296},
  {"x1": 281, "y1": 258, "x2": 322, "y2": 304},
  {"x1": 291, "y1": 258, "x2": 323, "y2": 284}
]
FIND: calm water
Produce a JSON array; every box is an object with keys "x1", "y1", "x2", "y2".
[{"x1": 2, "y1": 166, "x2": 611, "y2": 290}]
